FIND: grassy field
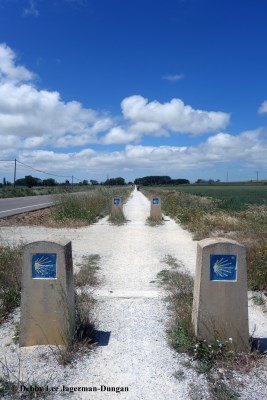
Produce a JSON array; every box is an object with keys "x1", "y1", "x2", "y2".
[
  {"x1": 142, "y1": 185, "x2": 267, "y2": 291},
  {"x1": 156, "y1": 184, "x2": 267, "y2": 210}
]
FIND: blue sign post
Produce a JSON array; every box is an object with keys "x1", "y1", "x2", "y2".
[
  {"x1": 32, "y1": 253, "x2": 57, "y2": 279},
  {"x1": 153, "y1": 197, "x2": 159, "y2": 205},
  {"x1": 114, "y1": 198, "x2": 120, "y2": 205},
  {"x1": 210, "y1": 254, "x2": 237, "y2": 281}
]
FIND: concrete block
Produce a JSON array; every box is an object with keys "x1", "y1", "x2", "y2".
[
  {"x1": 20, "y1": 240, "x2": 75, "y2": 347},
  {"x1": 111, "y1": 196, "x2": 124, "y2": 218},
  {"x1": 192, "y1": 238, "x2": 249, "y2": 351},
  {"x1": 150, "y1": 195, "x2": 162, "y2": 221}
]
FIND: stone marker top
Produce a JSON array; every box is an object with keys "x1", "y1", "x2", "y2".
[
  {"x1": 24, "y1": 239, "x2": 71, "y2": 249},
  {"x1": 198, "y1": 237, "x2": 245, "y2": 249}
]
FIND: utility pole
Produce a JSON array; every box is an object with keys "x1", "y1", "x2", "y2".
[
  {"x1": 71, "y1": 175, "x2": 74, "y2": 185},
  {"x1": 13, "y1": 158, "x2": 17, "y2": 188},
  {"x1": 226, "y1": 170, "x2": 228, "y2": 183},
  {"x1": 256, "y1": 171, "x2": 259, "y2": 183}
]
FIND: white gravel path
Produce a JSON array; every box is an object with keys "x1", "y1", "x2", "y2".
[{"x1": 0, "y1": 188, "x2": 266, "y2": 399}]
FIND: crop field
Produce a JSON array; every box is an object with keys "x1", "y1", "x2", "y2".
[{"x1": 153, "y1": 184, "x2": 267, "y2": 211}]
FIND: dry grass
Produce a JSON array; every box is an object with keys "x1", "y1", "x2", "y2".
[
  {"x1": 144, "y1": 188, "x2": 267, "y2": 291},
  {"x1": 0, "y1": 244, "x2": 23, "y2": 323},
  {"x1": 74, "y1": 254, "x2": 101, "y2": 287},
  {"x1": 158, "y1": 255, "x2": 264, "y2": 400}
]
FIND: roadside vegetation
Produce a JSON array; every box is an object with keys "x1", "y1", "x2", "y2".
[
  {"x1": 159, "y1": 255, "x2": 263, "y2": 400},
  {"x1": 53, "y1": 186, "x2": 131, "y2": 225},
  {"x1": 143, "y1": 186, "x2": 267, "y2": 291},
  {"x1": 0, "y1": 184, "x2": 96, "y2": 198},
  {"x1": 0, "y1": 244, "x2": 23, "y2": 324}
]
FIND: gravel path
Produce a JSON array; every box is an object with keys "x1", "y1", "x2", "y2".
[{"x1": 0, "y1": 188, "x2": 266, "y2": 399}]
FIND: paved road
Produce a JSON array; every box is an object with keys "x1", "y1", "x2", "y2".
[{"x1": 0, "y1": 195, "x2": 55, "y2": 218}]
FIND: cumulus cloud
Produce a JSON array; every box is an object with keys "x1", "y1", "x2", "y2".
[
  {"x1": 162, "y1": 74, "x2": 184, "y2": 82},
  {"x1": 0, "y1": 43, "x2": 34, "y2": 83},
  {"x1": 0, "y1": 43, "x2": 113, "y2": 147},
  {"x1": 3, "y1": 129, "x2": 265, "y2": 176},
  {"x1": 0, "y1": 43, "x2": 232, "y2": 150},
  {"x1": 258, "y1": 100, "x2": 267, "y2": 114},
  {"x1": 120, "y1": 95, "x2": 230, "y2": 136}
]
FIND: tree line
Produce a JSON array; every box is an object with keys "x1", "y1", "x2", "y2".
[
  {"x1": 134, "y1": 176, "x2": 189, "y2": 186},
  {"x1": 1, "y1": 175, "x2": 128, "y2": 188}
]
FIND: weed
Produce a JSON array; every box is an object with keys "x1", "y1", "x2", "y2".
[
  {"x1": 0, "y1": 243, "x2": 23, "y2": 323},
  {"x1": 173, "y1": 369, "x2": 185, "y2": 381},
  {"x1": 74, "y1": 254, "x2": 100, "y2": 287},
  {"x1": 56, "y1": 289, "x2": 95, "y2": 366},
  {"x1": 252, "y1": 294, "x2": 265, "y2": 306},
  {"x1": 0, "y1": 357, "x2": 52, "y2": 399},
  {"x1": 161, "y1": 255, "x2": 183, "y2": 269},
  {"x1": 55, "y1": 254, "x2": 99, "y2": 365},
  {"x1": 12, "y1": 322, "x2": 20, "y2": 345},
  {"x1": 146, "y1": 216, "x2": 164, "y2": 226},
  {"x1": 108, "y1": 211, "x2": 127, "y2": 225}
]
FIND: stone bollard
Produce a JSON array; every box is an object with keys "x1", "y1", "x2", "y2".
[
  {"x1": 111, "y1": 196, "x2": 124, "y2": 218},
  {"x1": 150, "y1": 195, "x2": 162, "y2": 221},
  {"x1": 192, "y1": 238, "x2": 249, "y2": 351},
  {"x1": 20, "y1": 240, "x2": 75, "y2": 347}
]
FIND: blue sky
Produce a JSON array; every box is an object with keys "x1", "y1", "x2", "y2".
[{"x1": 0, "y1": 0, "x2": 266, "y2": 182}]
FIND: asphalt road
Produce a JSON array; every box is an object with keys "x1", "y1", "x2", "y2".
[{"x1": 0, "y1": 195, "x2": 55, "y2": 218}]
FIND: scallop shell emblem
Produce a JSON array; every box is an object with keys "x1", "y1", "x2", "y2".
[
  {"x1": 32, "y1": 253, "x2": 57, "y2": 278},
  {"x1": 210, "y1": 255, "x2": 236, "y2": 281},
  {"x1": 213, "y1": 257, "x2": 235, "y2": 278}
]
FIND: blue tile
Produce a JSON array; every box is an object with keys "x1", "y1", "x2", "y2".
[
  {"x1": 210, "y1": 254, "x2": 237, "y2": 281},
  {"x1": 32, "y1": 253, "x2": 57, "y2": 279},
  {"x1": 114, "y1": 198, "x2": 120, "y2": 205},
  {"x1": 153, "y1": 198, "x2": 159, "y2": 205}
]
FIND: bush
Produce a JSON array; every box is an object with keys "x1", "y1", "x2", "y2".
[{"x1": 0, "y1": 244, "x2": 23, "y2": 322}]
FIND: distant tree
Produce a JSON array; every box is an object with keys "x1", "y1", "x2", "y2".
[
  {"x1": 196, "y1": 179, "x2": 207, "y2": 184},
  {"x1": 43, "y1": 178, "x2": 56, "y2": 186},
  {"x1": 171, "y1": 179, "x2": 190, "y2": 185},
  {"x1": 134, "y1": 176, "x2": 172, "y2": 186},
  {"x1": 65, "y1": 179, "x2": 70, "y2": 185},
  {"x1": 82, "y1": 180, "x2": 88, "y2": 185},
  {"x1": 15, "y1": 176, "x2": 41, "y2": 187},
  {"x1": 104, "y1": 177, "x2": 126, "y2": 186},
  {"x1": 3, "y1": 177, "x2": 6, "y2": 185},
  {"x1": 90, "y1": 179, "x2": 99, "y2": 185},
  {"x1": 24, "y1": 175, "x2": 42, "y2": 188},
  {"x1": 134, "y1": 176, "x2": 189, "y2": 186}
]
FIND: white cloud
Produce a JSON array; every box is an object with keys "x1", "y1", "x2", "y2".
[
  {"x1": 0, "y1": 43, "x2": 34, "y2": 83},
  {"x1": 0, "y1": 43, "x2": 232, "y2": 149},
  {"x1": 162, "y1": 74, "x2": 184, "y2": 82},
  {"x1": 120, "y1": 95, "x2": 230, "y2": 137},
  {"x1": 23, "y1": 0, "x2": 39, "y2": 17},
  {"x1": 0, "y1": 43, "x2": 113, "y2": 147},
  {"x1": 258, "y1": 100, "x2": 267, "y2": 114},
  {"x1": 4, "y1": 129, "x2": 265, "y2": 177}
]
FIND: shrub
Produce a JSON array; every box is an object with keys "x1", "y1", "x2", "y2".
[{"x1": 0, "y1": 244, "x2": 23, "y2": 322}]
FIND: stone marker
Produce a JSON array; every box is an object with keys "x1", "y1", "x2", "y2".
[
  {"x1": 20, "y1": 240, "x2": 75, "y2": 347},
  {"x1": 111, "y1": 196, "x2": 124, "y2": 218},
  {"x1": 192, "y1": 238, "x2": 249, "y2": 351},
  {"x1": 150, "y1": 195, "x2": 162, "y2": 221}
]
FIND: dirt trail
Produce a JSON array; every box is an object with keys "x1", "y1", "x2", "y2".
[
  {"x1": 0, "y1": 188, "x2": 265, "y2": 399},
  {"x1": 67, "y1": 189, "x2": 204, "y2": 399}
]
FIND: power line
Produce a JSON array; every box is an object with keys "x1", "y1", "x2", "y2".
[{"x1": 16, "y1": 160, "x2": 73, "y2": 179}]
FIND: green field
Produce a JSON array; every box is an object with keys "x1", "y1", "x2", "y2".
[{"x1": 154, "y1": 184, "x2": 267, "y2": 210}]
